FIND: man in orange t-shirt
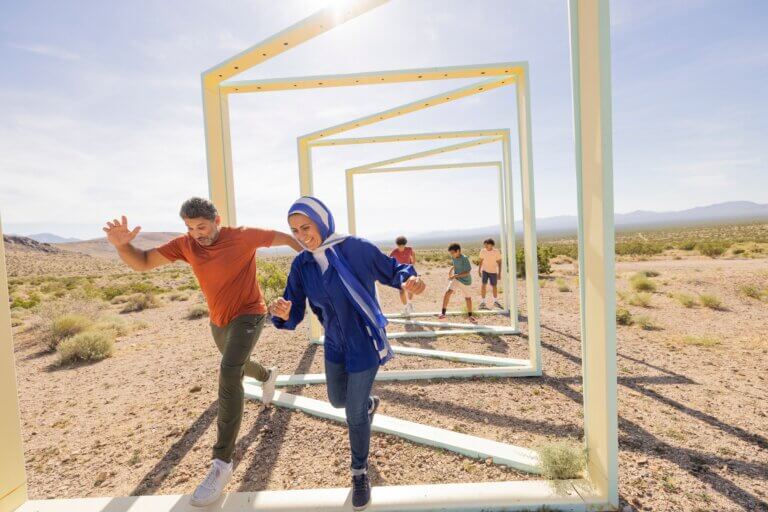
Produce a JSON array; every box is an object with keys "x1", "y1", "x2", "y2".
[{"x1": 103, "y1": 197, "x2": 301, "y2": 507}]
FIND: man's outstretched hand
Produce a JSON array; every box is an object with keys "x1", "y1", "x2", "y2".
[
  {"x1": 103, "y1": 216, "x2": 141, "y2": 248},
  {"x1": 269, "y1": 298, "x2": 292, "y2": 321}
]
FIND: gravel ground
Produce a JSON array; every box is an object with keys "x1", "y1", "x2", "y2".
[{"x1": 11, "y1": 254, "x2": 768, "y2": 511}]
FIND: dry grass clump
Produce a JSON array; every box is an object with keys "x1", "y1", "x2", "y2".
[
  {"x1": 630, "y1": 273, "x2": 657, "y2": 292},
  {"x1": 628, "y1": 292, "x2": 653, "y2": 308},
  {"x1": 57, "y1": 331, "x2": 115, "y2": 364},
  {"x1": 120, "y1": 293, "x2": 160, "y2": 313},
  {"x1": 556, "y1": 278, "x2": 570, "y2": 292},
  {"x1": 699, "y1": 294, "x2": 723, "y2": 310},
  {"x1": 634, "y1": 315, "x2": 656, "y2": 330},
  {"x1": 538, "y1": 441, "x2": 586, "y2": 480},
  {"x1": 167, "y1": 291, "x2": 190, "y2": 302},
  {"x1": 680, "y1": 335, "x2": 720, "y2": 348},
  {"x1": 49, "y1": 314, "x2": 93, "y2": 350},
  {"x1": 186, "y1": 304, "x2": 209, "y2": 320},
  {"x1": 739, "y1": 285, "x2": 767, "y2": 301},
  {"x1": 674, "y1": 293, "x2": 697, "y2": 308},
  {"x1": 616, "y1": 308, "x2": 633, "y2": 326}
]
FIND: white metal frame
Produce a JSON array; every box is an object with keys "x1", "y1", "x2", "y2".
[{"x1": 3, "y1": 1, "x2": 619, "y2": 510}]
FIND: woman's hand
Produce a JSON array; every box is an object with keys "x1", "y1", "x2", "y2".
[
  {"x1": 269, "y1": 298, "x2": 292, "y2": 321},
  {"x1": 403, "y1": 276, "x2": 426, "y2": 295}
]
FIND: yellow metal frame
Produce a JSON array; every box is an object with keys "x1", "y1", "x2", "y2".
[{"x1": 2, "y1": 1, "x2": 618, "y2": 510}]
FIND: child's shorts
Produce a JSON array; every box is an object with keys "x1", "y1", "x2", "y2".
[
  {"x1": 446, "y1": 279, "x2": 472, "y2": 298},
  {"x1": 481, "y1": 271, "x2": 498, "y2": 286}
]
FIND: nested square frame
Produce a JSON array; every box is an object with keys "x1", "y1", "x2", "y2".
[{"x1": 1, "y1": 1, "x2": 618, "y2": 510}]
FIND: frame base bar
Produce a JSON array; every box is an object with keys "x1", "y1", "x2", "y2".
[
  {"x1": 388, "y1": 318, "x2": 519, "y2": 331},
  {"x1": 388, "y1": 328, "x2": 518, "y2": 338},
  {"x1": 244, "y1": 383, "x2": 541, "y2": 473},
  {"x1": 311, "y1": 339, "x2": 528, "y2": 367},
  {"x1": 386, "y1": 309, "x2": 510, "y2": 319},
  {"x1": 254, "y1": 365, "x2": 540, "y2": 387},
  {"x1": 18, "y1": 479, "x2": 602, "y2": 512}
]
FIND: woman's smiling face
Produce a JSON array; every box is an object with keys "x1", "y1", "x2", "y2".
[{"x1": 289, "y1": 213, "x2": 322, "y2": 250}]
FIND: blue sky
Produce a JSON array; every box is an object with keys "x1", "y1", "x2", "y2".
[{"x1": 0, "y1": 0, "x2": 766, "y2": 240}]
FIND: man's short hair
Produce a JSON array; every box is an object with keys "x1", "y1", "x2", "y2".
[
  {"x1": 396, "y1": 236, "x2": 408, "y2": 246},
  {"x1": 448, "y1": 242, "x2": 461, "y2": 252},
  {"x1": 180, "y1": 197, "x2": 218, "y2": 221},
  {"x1": 484, "y1": 238, "x2": 495, "y2": 246}
]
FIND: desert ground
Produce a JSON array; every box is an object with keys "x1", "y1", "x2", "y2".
[{"x1": 6, "y1": 233, "x2": 768, "y2": 512}]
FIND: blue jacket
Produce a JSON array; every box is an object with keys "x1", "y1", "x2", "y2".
[{"x1": 272, "y1": 237, "x2": 417, "y2": 373}]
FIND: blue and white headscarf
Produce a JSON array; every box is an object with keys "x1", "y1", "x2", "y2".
[{"x1": 289, "y1": 196, "x2": 393, "y2": 364}]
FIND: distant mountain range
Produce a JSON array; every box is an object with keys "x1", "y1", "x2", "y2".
[
  {"x1": 55, "y1": 232, "x2": 181, "y2": 259},
  {"x1": 6, "y1": 201, "x2": 767, "y2": 257},
  {"x1": 384, "y1": 201, "x2": 768, "y2": 246},
  {"x1": 26, "y1": 233, "x2": 81, "y2": 244}
]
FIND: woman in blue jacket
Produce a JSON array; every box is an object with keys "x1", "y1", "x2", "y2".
[{"x1": 269, "y1": 196, "x2": 425, "y2": 510}]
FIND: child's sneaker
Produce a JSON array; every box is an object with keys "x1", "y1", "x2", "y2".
[
  {"x1": 478, "y1": 302, "x2": 489, "y2": 310},
  {"x1": 406, "y1": 302, "x2": 415, "y2": 315},
  {"x1": 438, "y1": 314, "x2": 447, "y2": 320},
  {"x1": 468, "y1": 316, "x2": 478, "y2": 324},
  {"x1": 493, "y1": 300, "x2": 503, "y2": 309}
]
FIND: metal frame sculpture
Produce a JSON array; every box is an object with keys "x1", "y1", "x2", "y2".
[{"x1": 1, "y1": 1, "x2": 618, "y2": 510}]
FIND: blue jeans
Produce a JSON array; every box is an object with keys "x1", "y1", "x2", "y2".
[{"x1": 325, "y1": 359, "x2": 379, "y2": 472}]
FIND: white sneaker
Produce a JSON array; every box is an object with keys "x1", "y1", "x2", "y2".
[
  {"x1": 261, "y1": 367, "x2": 278, "y2": 406},
  {"x1": 190, "y1": 459, "x2": 232, "y2": 507},
  {"x1": 402, "y1": 305, "x2": 410, "y2": 316},
  {"x1": 407, "y1": 302, "x2": 415, "y2": 315}
]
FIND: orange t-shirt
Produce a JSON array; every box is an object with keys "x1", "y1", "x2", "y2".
[{"x1": 157, "y1": 227, "x2": 276, "y2": 327}]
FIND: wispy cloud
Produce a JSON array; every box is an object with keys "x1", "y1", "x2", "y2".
[{"x1": 8, "y1": 42, "x2": 81, "y2": 61}]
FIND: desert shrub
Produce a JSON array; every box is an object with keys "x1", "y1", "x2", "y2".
[
  {"x1": 697, "y1": 241, "x2": 729, "y2": 258},
  {"x1": 167, "y1": 291, "x2": 190, "y2": 301},
  {"x1": 681, "y1": 335, "x2": 720, "y2": 347},
  {"x1": 615, "y1": 241, "x2": 664, "y2": 256},
  {"x1": 259, "y1": 261, "x2": 289, "y2": 305},
  {"x1": 49, "y1": 314, "x2": 93, "y2": 350},
  {"x1": 739, "y1": 285, "x2": 764, "y2": 300},
  {"x1": 516, "y1": 246, "x2": 554, "y2": 278},
  {"x1": 732, "y1": 248, "x2": 745, "y2": 255},
  {"x1": 638, "y1": 270, "x2": 660, "y2": 278},
  {"x1": 11, "y1": 292, "x2": 41, "y2": 310},
  {"x1": 177, "y1": 279, "x2": 200, "y2": 291},
  {"x1": 616, "y1": 308, "x2": 633, "y2": 326},
  {"x1": 57, "y1": 331, "x2": 115, "y2": 364},
  {"x1": 678, "y1": 240, "x2": 697, "y2": 251},
  {"x1": 699, "y1": 294, "x2": 723, "y2": 310},
  {"x1": 545, "y1": 242, "x2": 579, "y2": 260},
  {"x1": 538, "y1": 441, "x2": 586, "y2": 480},
  {"x1": 674, "y1": 293, "x2": 697, "y2": 308},
  {"x1": 91, "y1": 315, "x2": 130, "y2": 337},
  {"x1": 629, "y1": 292, "x2": 653, "y2": 308},
  {"x1": 110, "y1": 295, "x2": 130, "y2": 304},
  {"x1": 120, "y1": 293, "x2": 160, "y2": 313},
  {"x1": 186, "y1": 304, "x2": 209, "y2": 320},
  {"x1": 634, "y1": 315, "x2": 656, "y2": 330},
  {"x1": 556, "y1": 278, "x2": 570, "y2": 292},
  {"x1": 630, "y1": 273, "x2": 656, "y2": 292}
]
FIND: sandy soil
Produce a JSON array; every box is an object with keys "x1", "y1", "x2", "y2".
[{"x1": 10, "y1": 254, "x2": 768, "y2": 511}]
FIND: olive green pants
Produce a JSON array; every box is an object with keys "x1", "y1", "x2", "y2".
[{"x1": 209, "y1": 314, "x2": 269, "y2": 463}]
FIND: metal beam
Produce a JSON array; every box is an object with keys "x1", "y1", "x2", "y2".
[
  {"x1": 310, "y1": 129, "x2": 507, "y2": 147},
  {"x1": 221, "y1": 62, "x2": 524, "y2": 93},
  {"x1": 569, "y1": 0, "x2": 619, "y2": 507},
  {"x1": 0, "y1": 216, "x2": 28, "y2": 512}
]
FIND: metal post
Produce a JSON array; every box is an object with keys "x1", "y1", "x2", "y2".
[
  {"x1": 0, "y1": 215, "x2": 29, "y2": 512},
  {"x1": 296, "y1": 137, "x2": 323, "y2": 341},
  {"x1": 202, "y1": 83, "x2": 237, "y2": 226},
  {"x1": 501, "y1": 132, "x2": 518, "y2": 328},
  {"x1": 569, "y1": 0, "x2": 619, "y2": 506},
  {"x1": 345, "y1": 171, "x2": 357, "y2": 235},
  {"x1": 516, "y1": 68, "x2": 542, "y2": 373}
]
